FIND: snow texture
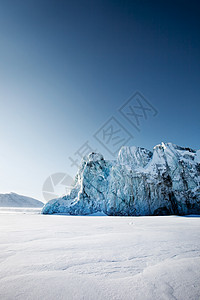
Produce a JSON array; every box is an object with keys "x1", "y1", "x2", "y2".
[
  {"x1": 0, "y1": 209, "x2": 199, "y2": 300},
  {"x1": 42, "y1": 143, "x2": 200, "y2": 216},
  {"x1": 0, "y1": 192, "x2": 44, "y2": 207}
]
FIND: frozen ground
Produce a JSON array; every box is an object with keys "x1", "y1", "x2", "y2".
[{"x1": 0, "y1": 209, "x2": 200, "y2": 300}]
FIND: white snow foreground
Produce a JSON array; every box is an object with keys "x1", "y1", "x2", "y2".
[
  {"x1": 0, "y1": 192, "x2": 43, "y2": 207},
  {"x1": 0, "y1": 211, "x2": 199, "y2": 300},
  {"x1": 42, "y1": 142, "x2": 200, "y2": 216}
]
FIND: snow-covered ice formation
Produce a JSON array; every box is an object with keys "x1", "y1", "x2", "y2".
[
  {"x1": 42, "y1": 143, "x2": 200, "y2": 216},
  {"x1": 0, "y1": 192, "x2": 44, "y2": 207}
]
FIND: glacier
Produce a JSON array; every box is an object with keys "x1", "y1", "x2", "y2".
[{"x1": 42, "y1": 142, "x2": 200, "y2": 216}]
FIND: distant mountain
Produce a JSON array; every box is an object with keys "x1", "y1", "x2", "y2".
[
  {"x1": 42, "y1": 142, "x2": 200, "y2": 216},
  {"x1": 0, "y1": 193, "x2": 44, "y2": 207}
]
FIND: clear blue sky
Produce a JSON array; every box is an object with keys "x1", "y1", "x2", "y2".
[{"x1": 0, "y1": 0, "x2": 199, "y2": 200}]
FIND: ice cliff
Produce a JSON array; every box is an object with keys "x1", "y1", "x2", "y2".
[{"x1": 42, "y1": 143, "x2": 200, "y2": 216}]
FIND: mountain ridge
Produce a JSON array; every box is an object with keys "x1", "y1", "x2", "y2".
[{"x1": 0, "y1": 192, "x2": 44, "y2": 207}]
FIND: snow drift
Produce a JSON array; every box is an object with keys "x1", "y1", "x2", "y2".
[{"x1": 42, "y1": 142, "x2": 200, "y2": 216}]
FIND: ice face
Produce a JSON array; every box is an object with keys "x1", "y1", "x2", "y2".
[
  {"x1": 42, "y1": 143, "x2": 200, "y2": 216},
  {"x1": 117, "y1": 146, "x2": 152, "y2": 168}
]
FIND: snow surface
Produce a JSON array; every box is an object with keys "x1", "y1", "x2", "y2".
[
  {"x1": 0, "y1": 209, "x2": 200, "y2": 300},
  {"x1": 0, "y1": 193, "x2": 44, "y2": 207}
]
